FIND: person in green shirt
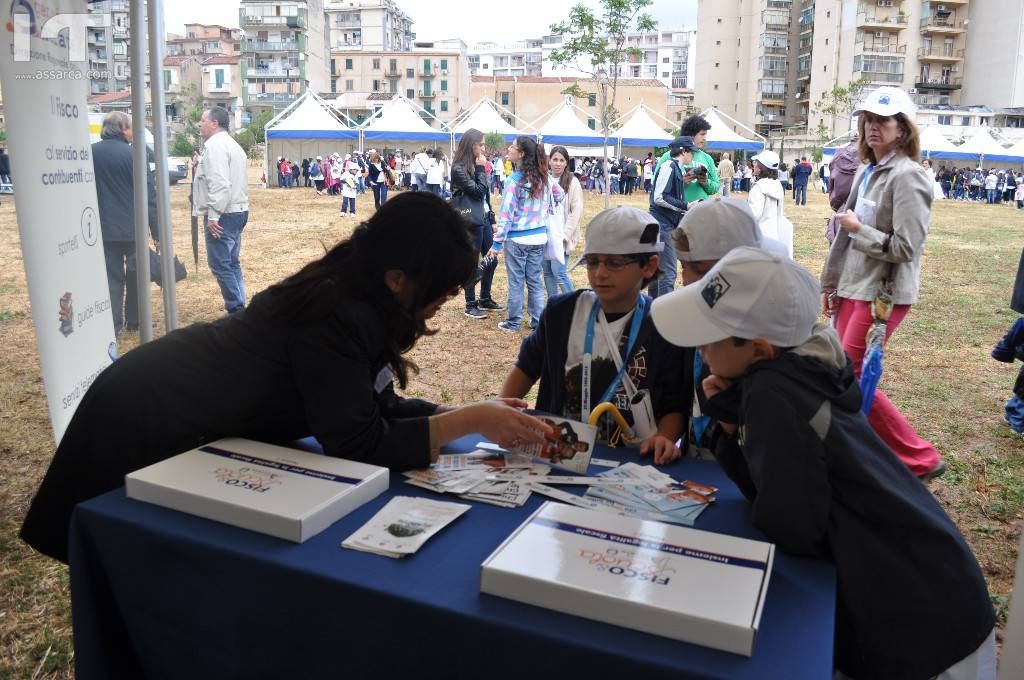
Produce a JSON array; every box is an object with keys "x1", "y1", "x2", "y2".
[{"x1": 655, "y1": 114, "x2": 720, "y2": 203}]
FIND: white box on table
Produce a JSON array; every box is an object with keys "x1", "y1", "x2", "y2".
[
  {"x1": 125, "y1": 438, "x2": 389, "y2": 543},
  {"x1": 480, "y1": 501, "x2": 774, "y2": 656}
]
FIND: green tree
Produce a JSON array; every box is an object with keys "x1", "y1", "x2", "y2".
[
  {"x1": 249, "y1": 110, "x2": 275, "y2": 144},
  {"x1": 549, "y1": 0, "x2": 657, "y2": 206},
  {"x1": 812, "y1": 77, "x2": 869, "y2": 139},
  {"x1": 484, "y1": 131, "x2": 506, "y2": 153},
  {"x1": 170, "y1": 133, "x2": 195, "y2": 157},
  {"x1": 233, "y1": 128, "x2": 256, "y2": 157}
]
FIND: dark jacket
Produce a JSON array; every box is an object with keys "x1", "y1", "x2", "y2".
[
  {"x1": 0, "y1": 150, "x2": 10, "y2": 175},
  {"x1": 20, "y1": 294, "x2": 438, "y2": 563},
  {"x1": 516, "y1": 290, "x2": 692, "y2": 440},
  {"x1": 649, "y1": 158, "x2": 688, "y2": 228},
  {"x1": 829, "y1": 142, "x2": 861, "y2": 211},
  {"x1": 792, "y1": 160, "x2": 813, "y2": 186},
  {"x1": 449, "y1": 161, "x2": 492, "y2": 225},
  {"x1": 706, "y1": 325, "x2": 995, "y2": 680},
  {"x1": 91, "y1": 136, "x2": 158, "y2": 242},
  {"x1": 1013, "y1": 247, "x2": 1024, "y2": 314}
]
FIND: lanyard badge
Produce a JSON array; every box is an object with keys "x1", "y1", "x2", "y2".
[{"x1": 581, "y1": 295, "x2": 646, "y2": 422}]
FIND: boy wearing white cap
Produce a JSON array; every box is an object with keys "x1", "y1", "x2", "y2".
[
  {"x1": 651, "y1": 247, "x2": 995, "y2": 680},
  {"x1": 500, "y1": 207, "x2": 692, "y2": 464}
]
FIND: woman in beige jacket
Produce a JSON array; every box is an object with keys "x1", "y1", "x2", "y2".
[
  {"x1": 821, "y1": 86, "x2": 945, "y2": 481},
  {"x1": 543, "y1": 146, "x2": 584, "y2": 297}
]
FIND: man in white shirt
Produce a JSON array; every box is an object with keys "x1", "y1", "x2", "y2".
[
  {"x1": 194, "y1": 107, "x2": 249, "y2": 313},
  {"x1": 411, "y1": 148, "x2": 430, "y2": 191}
]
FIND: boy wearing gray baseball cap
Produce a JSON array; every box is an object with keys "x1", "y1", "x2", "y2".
[
  {"x1": 651, "y1": 247, "x2": 995, "y2": 679},
  {"x1": 500, "y1": 206, "x2": 692, "y2": 464}
]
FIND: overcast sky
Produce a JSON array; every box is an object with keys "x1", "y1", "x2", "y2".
[{"x1": 165, "y1": 0, "x2": 698, "y2": 42}]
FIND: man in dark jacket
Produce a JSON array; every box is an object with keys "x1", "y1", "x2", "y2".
[
  {"x1": 648, "y1": 136, "x2": 695, "y2": 298},
  {"x1": 792, "y1": 155, "x2": 813, "y2": 206},
  {"x1": 92, "y1": 112, "x2": 158, "y2": 334},
  {"x1": 651, "y1": 247, "x2": 996, "y2": 680},
  {"x1": 0, "y1": 147, "x2": 12, "y2": 193}
]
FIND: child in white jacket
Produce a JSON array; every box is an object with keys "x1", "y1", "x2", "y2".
[{"x1": 748, "y1": 150, "x2": 792, "y2": 257}]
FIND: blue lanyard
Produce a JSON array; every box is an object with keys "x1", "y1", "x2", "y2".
[
  {"x1": 582, "y1": 296, "x2": 646, "y2": 417},
  {"x1": 858, "y1": 164, "x2": 875, "y2": 201}
]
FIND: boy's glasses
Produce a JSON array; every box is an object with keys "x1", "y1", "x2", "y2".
[{"x1": 583, "y1": 256, "x2": 643, "y2": 271}]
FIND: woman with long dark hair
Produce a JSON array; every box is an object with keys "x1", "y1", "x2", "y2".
[
  {"x1": 451, "y1": 129, "x2": 500, "y2": 319},
  {"x1": 488, "y1": 135, "x2": 563, "y2": 332},
  {"x1": 19, "y1": 192, "x2": 552, "y2": 564},
  {"x1": 543, "y1": 146, "x2": 582, "y2": 298},
  {"x1": 365, "y1": 150, "x2": 389, "y2": 210}
]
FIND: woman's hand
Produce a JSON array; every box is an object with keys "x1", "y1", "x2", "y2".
[
  {"x1": 836, "y1": 209, "x2": 862, "y2": 234},
  {"x1": 486, "y1": 247, "x2": 500, "y2": 260},
  {"x1": 821, "y1": 290, "x2": 838, "y2": 318},
  {"x1": 467, "y1": 400, "x2": 553, "y2": 449},
  {"x1": 640, "y1": 435, "x2": 681, "y2": 466},
  {"x1": 475, "y1": 152, "x2": 487, "y2": 165}
]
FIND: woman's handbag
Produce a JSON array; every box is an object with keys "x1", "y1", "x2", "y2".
[
  {"x1": 149, "y1": 248, "x2": 187, "y2": 288},
  {"x1": 450, "y1": 189, "x2": 487, "y2": 227}
]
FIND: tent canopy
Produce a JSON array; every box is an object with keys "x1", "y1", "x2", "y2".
[
  {"x1": 917, "y1": 125, "x2": 975, "y2": 160},
  {"x1": 1004, "y1": 138, "x2": 1024, "y2": 163},
  {"x1": 452, "y1": 99, "x2": 529, "y2": 141},
  {"x1": 958, "y1": 128, "x2": 1018, "y2": 163},
  {"x1": 612, "y1": 104, "x2": 673, "y2": 148},
  {"x1": 700, "y1": 108, "x2": 765, "y2": 151},
  {"x1": 535, "y1": 101, "x2": 606, "y2": 146},
  {"x1": 361, "y1": 96, "x2": 450, "y2": 142},
  {"x1": 266, "y1": 92, "x2": 357, "y2": 140}
]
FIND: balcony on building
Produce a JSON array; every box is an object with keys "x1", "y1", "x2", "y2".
[
  {"x1": 917, "y1": 46, "x2": 964, "y2": 61},
  {"x1": 759, "y1": 90, "x2": 787, "y2": 104},
  {"x1": 244, "y1": 36, "x2": 304, "y2": 53},
  {"x1": 854, "y1": 69, "x2": 905, "y2": 84},
  {"x1": 243, "y1": 61, "x2": 306, "y2": 81},
  {"x1": 756, "y1": 112, "x2": 785, "y2": 126},
  {"x1": 762, "y1": 11, "x2": 790, "y2": 31},
  {"x1": 418, "y1": 65, "x2": 435, "y2": 78},
  {"x1": 385, "y1": 66, "x2": 402, "y2": 78},
  {"x1": 794, "y1": 89, "x2": 810, "y2": 103},
  {"x1": 915, "y1": 75, "x2": 962, "y2": 90},
  {"x1": 856, "y1": 7, "x2": 908, "y2": 29},
  {"x1": 93, "y1": 50, "x2": 108, "y2": 62},
  {"x1": 239, "y1": 8, "x2": 306, "y2": 30},
  {"x1": 919, "y1": 15, "x2": 966, "y2": 34},
  {"x1": 418, "y1": 89, "x2": 436, "y2": 99},
  {"x1": 860, "y1": 41, "x2": 907, "y2": 54}
]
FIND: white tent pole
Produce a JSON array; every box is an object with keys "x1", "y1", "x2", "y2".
[
  {"x1": 146, "y1": 0, "x2": 178, "y2": 332},
  {"x1": 129, "y1": 0, "x2": 152, "y2": 343},
  {"x1": 701, "y1": 106, "x2": 767, "y2": 141}
]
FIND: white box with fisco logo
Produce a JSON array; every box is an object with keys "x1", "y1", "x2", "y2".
[
  {"x1": 480, "y1": 502, "x2": 775, "y2": 656},
  {"x1": 125, "y1": 438, "x2": 389, "y2": 543}
]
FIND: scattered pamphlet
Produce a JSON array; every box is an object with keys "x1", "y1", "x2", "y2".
[
  {"x1": 434, "y1": 450, "x2": 533, "y2": 471},
  {"x1": 579, "y1": 463, "x2": 717, "y2": 527},
  {"x1": 590, "y1": 458, "x2": 620, "y2": 468},
  {"x1": 508, "y1": 416, "x2": 597, "y2": 474},
  {"x1": 403, "y1": 455, "x2": 551, "y2": 508},
  {"x1": 342, "y1": 496, "x2": 471, "y2": 558}
]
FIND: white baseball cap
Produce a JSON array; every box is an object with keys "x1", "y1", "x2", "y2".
[
  {"x1": 751, "y1": 150, "x2": 780, "y2": 171},
  {"x1": 575, "y1": 206, "x2": 663, "y2": 267},
  {"x1": 853, "y1": 86, "x2": 916, "y2": 119},
  {"x1": 675, "y1": 198, "x2": 783, "y2": 262},
  {"x1": 651, "y1": 246, "x2": 819, "y2": 348}
]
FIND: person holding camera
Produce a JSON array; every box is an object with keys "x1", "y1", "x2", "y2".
[
  {"x1": 654, "y1": 115, "x2": 720, "y2": 203},
  {"x1": 647, "y1": 136, "x2": 697, "y2": 298}
]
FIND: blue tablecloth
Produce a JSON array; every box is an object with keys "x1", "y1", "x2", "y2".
[{"x1": 68, "y1": 437, "x2": 835, "y2": 679}]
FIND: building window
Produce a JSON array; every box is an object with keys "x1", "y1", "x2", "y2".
[
  {"x1": 587, "y1": 118, "x2": 595, "y2": 130},
  {"x1": 372, "y1": 79, "x2": 381, "y2": 91},
  {"x1": 163, "y1": 70, "x2": 171, "y2": 89},
  {"x1": 345, "y1": 58, "x2": 353, "y2": 70},
  {"x1": 440, "y1": 58, "x2": 448, "y2": 71},
  {"x1": 407, "y1": 88, "x2": 414, "y2": 98},
  {"x1": 663, "y1": 57, "x2": 669, "y2": 63},
  {"x1": 714, "y1": 84, "x2": 719, "y2": 90},
  {"x1": 440, "y1": 80, "x2": 448, "y2": 91},
  {"x1": 937, "y1": 115, "x2": 951, "y2": 125},
  {"x1": 441, "y1": 100, "x2": 448, "y2": 112},
  {"x1": 330, "y1": 59, "x2": 336, "y2": 76},
  {"x1": 390, "y1": 80, "x2": 397, "y2": 93},
  {"x1": 588, "y1": 94, "x2": 596, "y2": 107},
  {"x1": 715, "y1": 40, "x2": 720, "y2": 45},
  {"x1": 215, "y1": 68, "x2": 225, "y2": 88},
  {"x1": 406, "y1": 68, "x2": 414, "y2": 77},
  {"x1": 346, "y1": 80, "x2": 354, "y2": 91},
  {"x1": 961, "y1": 116, "x2": 970, "y2": 125},
  {"x1": 662, "y1": 72, "x2": 669, "y2": 77},
  {"x1": 372, "y1": 58, "x2": 380, "y2": 69},
  {"x1": 500, "y1": 91, "x2": 509, "y2": 105},
  {"x1": 331, "y1": 80, "x2": 336, "y2": 93},
  {"x1": 715, "y1": 62, "x2": 719, "y2": 67}
]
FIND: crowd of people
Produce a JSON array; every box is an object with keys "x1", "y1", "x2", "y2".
[{"x1": 925, "y1": 163, "x2": 1024, "y2": 206}]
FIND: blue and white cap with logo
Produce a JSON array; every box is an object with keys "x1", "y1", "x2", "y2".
[
  {"x1": 651, "y1": 246, "x2": 819, "y2": 348},
  {"x1": 853, "y1": 86, "x2": 916, "y2": 119}
]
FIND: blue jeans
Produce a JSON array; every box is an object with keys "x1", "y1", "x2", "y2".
[
  {"x1": 205, "y1": 211, "x2": 248, "y2": 313},
  {"x1": 542, "y1": 254, "x2": 575, "y2": 299},
  {"x1": 988, "y1": 189, "x2": 998, "y2": 204},
  {"x1": 610, "y1": 176, "x2": 619, "y2": 194},
  {"x1": 647, "y1": 221, "x2": 678, "y2": 299},
  {"x1": 357, "y1": 176, "x2": 366, "y2": 194},
  {"x1": 464, "y1": 222, "x2": 496, "y2": 305},
  {"x1": 341, "y1": 196, "x2": 356, "y2": 214},
  {"x1": 372, "y1": 183, "x2": 387, "y2": 210},
  {"x1": 794, "y1": 183, "x2": 807, "y2": 205},
  {"x1": 1006, "y1": 394, "x2": 1024, "y2": 434},
  {"x1": 504, "y1": 240, "x2": 546, "y2": 329},
  {"x1": 414, "y1": 174, "x2": 427, "y2": 191}
]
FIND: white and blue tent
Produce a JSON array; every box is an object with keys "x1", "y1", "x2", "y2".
[
  {"x1": 450, "y1": 99, "x2": 533, "y2": 142},
  {"x1": 534, "y1": 99, "x2": 608, "y2": 146},
  {"x1": 360, "y1": 96, "x2": 450, "y2": 144},
  {"x1": 957, "y1": 128, "x2": 1019, "y2": 165},
  {"x1": 700, "y1": 108, "x2": 765, "y2": 152},
  {"x1": 917, "y1": 125, "x2": 974, "y2": 161},
  {"x1": 612, "y1": 104, "x2": 674, "y2": 151},
  {"x1": 264, "y1": 91, "x2": 359, "y2": 187}
]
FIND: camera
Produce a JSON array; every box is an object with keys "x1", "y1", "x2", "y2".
[{"x1": 692, "y1": 165, "x2": 708, "y2": 178}]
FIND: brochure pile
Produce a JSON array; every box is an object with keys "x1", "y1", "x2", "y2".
[
  {"x1": 342, "y1": 496, "x2": 471, "y2": 558},
  {"x1": 581, "y1": 462, "x2": 716, "y2": 526},
  {"x1": 403, "y1": 450, "x2": 550, "y2": 508}
]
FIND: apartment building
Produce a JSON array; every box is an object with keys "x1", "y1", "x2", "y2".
[
  {"x1": 201, "y1": 56, "x2": 245, "y2": 129},
  {"x1": 324, "y1": 0, "x2": 415, "y2": 51},
  {"x1": 468, "y1": 40, "x2": 544, "y2": 78},
  {"x1": 240, "y1": 0, "x2": 330, "y2": 119},
  {"x1": 167, "y1": 24, "x2": 242, "y2": 58},
  {"x1": 469, "y1": 76, "x2": 670, "y2": 130},
  {"x1": 329, "y1": 46, "x2": 469, "y2": 127},
  {"x1": 86, "y1": 0, "x2": 131, "y2": 96}
]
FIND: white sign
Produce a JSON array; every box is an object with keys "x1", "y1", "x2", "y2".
[{"x1": 0, "y1": 0, "x2": 117, "y2": 442}]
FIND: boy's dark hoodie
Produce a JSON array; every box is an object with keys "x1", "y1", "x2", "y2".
[{"x1": 705, "y1": 323, "x2": 994, "y2": 680}]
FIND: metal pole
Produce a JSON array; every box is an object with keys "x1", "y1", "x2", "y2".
[
  {"x1": 129, "y1": 0, "x2": 152, "y2": 343},
  {"x1": 147, "y1": 0, "x2": 178, "y2": 332},
  {"x1": 600, "y1": 77, "x2": 609, "y2": 209}
]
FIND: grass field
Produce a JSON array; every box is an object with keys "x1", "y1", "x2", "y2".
[{"x1": 1, "y1": 174, "x2": 1022, "y2": 677}]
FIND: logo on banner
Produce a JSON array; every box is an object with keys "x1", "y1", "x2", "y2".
[
  {"x1": 8, "y1": 2, "x2": 111, "y2": 62},
  {"x1": 577, "y1": 547, "x2": 675, "y2": 585},
  {"x1": 57, "y1": 291, "x2": 73, "y2": 337}
]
